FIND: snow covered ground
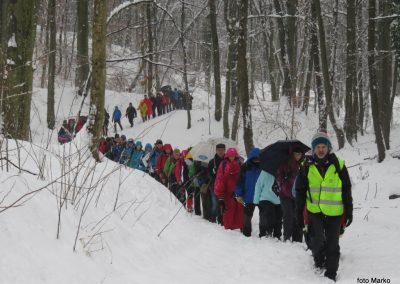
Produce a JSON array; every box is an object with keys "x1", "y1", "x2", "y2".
[{"x1": 1, "y1": 82, "x2": 400, "y2": 283}]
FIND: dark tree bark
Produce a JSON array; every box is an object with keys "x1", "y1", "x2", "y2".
[
  {"x1": 90, "y1": 0, "x2": 106, "y2": 162},
  {"x1": 209, "y1": 0, "x2": 222, "y2": 122},
  {"x1": 75, "y1": 0, "x2": 89, "y2": 94},
  {"x1": 344, "y1": 0, "x2": 357, "y2": 144},
  {"x1": 47, "y1": 0, "x2": 56, "y2": 130},
  {"x1": 1, "y1": 0, "x2": 38, "y2": 140},
  {"x1": 310, "y1": 1, "x2": 327, "y2": 130},
  {"x1": 180, "y1": 1, "x2": 191, "y2": 129},
  {"x1": 368, "y1": 0, "x2": 385, "y2": 162},
  {"x1": 146, "y1": 1, "x2": 153, "y2": 95},
  {"x1": 237, "y1": 0, "x2": 254, "y2": 154},
  {"x1": 314, "y1": 0, "x2": 345, "y2": 149}
]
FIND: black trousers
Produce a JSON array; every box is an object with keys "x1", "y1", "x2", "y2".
[
  {"x1": 113, "y1": 120, "x2": 123, "y2": 132},
  {"x1": 243, "y1": 203, "x2": 256, "y2": 237},
  {"x1": 308, "y1": 213, "x2": 342, "y2": 278},
  {"x1": 259, "y1": 201, "x2": 282, "y2": 239},
  {"x1": 127, "y1": 116, "x2": 134, "y2": 127},
  {"x1": 193, "y1": 187, "x2": 201, "y2": 216},
  {"x1": 280, "y1": 196, "x2": 303, "y2": 242},
  {"x1": 200, "y1": 186, "x2": 212, "y2": 221}
]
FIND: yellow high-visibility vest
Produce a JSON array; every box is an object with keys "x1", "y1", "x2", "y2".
[{"x1": 306, "y1": 159, "x2": 344, "y2": 216}]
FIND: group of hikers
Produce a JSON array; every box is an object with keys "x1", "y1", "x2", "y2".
[
  {"x1": 102, "y1": 85, "x2": 193, "y2": 135},
  {"x1": 99, "y1": 128, "x2": 353, "y2": 282}
]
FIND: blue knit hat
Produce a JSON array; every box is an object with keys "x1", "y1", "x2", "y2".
[{"x1": 311, "y1": 129, "x2": 332, "y2": 151}]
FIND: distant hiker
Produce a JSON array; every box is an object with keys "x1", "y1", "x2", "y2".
[
  {"x1": 129, "y1": 141, "x2": 146, "y2": 171},
  {"x1": 276, "y1": 146, "x2": 304, "y2": 242},
  {"x1": 295, "y1": 129, "x2": 353, "y2": 281},
  {"x1": 121, "y1": 138, "x2": 135, "y2": 165},
  {"x1": 254, "y1": 169, "x2": 282, "y2": 239},
  {"x1": 138, "y1": 99, "x2": 148, "y2": 122},
  {"x1": 58, "y1": 120, "x2": 72, "y2": 144},
  {"x1": 112, "y1": 106, "x2": 123, "y2": 133},
  {"x1": 214, "y1": 147, "x2": 243, "y2": 230},
  {"x1": 156, "y1": 92, "x2": 164, "y2": 116},
  {"x1": 235, "y1": 148, "x2": 261, "y2": 237},
  {"x1": 182, "y1": 150, "x2": 197, "y2": 213},
  {"x1": 103, "y1": 109, "x2": 110, "y2": 136},
  {"x1": 207, "y1": 143, "x2": 226, "y2": 224},
  {"x1": 143, "y1": 95, "x2": 153, "y2": 120},
  {"x1": 126, "y1": 103, "x2": 137, "y2": 127},
  {"x1": 142, "y1": 143, "x2": 153, "y2": 173}
]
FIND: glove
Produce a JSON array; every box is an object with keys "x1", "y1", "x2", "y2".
[
  {"x1": 345, "y1": 214, "x2": 353, "y2": 227},
  {"x1": 295, "y1": 210, "x2": 304, "y2": 229},
  {"x1": 218, "y1": 199, "x2": 225, "y2": 213}
]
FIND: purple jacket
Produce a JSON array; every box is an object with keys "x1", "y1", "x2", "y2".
[{"x1": 276, "y1": 164, "x2": 299, "y2": 199}]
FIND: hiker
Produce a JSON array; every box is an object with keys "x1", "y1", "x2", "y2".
[
  {"x1": 58, "y1": 120, "x2": 72, "y2": 144},
  {"x1": 143, "y1": 95, "x2": 153, "y2": 120},
  {"x1": 254, "y1": 169, "x2": 282, "y2": 239},
  {"x1": 156, "y1": 143, "x2": 173, "y2": 186},
  {"x1": 126, "y1": 103, "x2": 137, "y2": 127},
  {"x1": 103, "y1": 109, "x2": 110, "y2": 136},
  {"x1": 207, "y1": 143, "x2": 226, "y2": 224},
  {"x1": 141, "y1": 143, "x2": 153, "y2": 173},
  {"x1": 164, "y1": 148, "x2": 188, "y2": 205},
  {"x1": 235, "y1": 147, "x2": 261, "y2": 237},
  {"x1": 112, "y1": 106, "x2": 123, "y2": 133},
  {"x1": 214, "y1": 147, "x2": 243, "y2": 230},
  {"x1": 129, "y1": 141, "x2": 146, "y2": 171},
  {"x1": 138, "y1": 99, "x2": 148, "y2": 122},
  {"x1": 182, "y1": 150, "x2": 198, "y2": 213},
  {"x1": 148, "y1": 139, "x2": 163, "y2": 178},
  {"x1": 120, "y1": 138, "x2": 135, "y2": 165},
  {"x1": 295, "y1": 129, "x2": 353, "y2": 281},
  {"x1": 276, "y1": 147, "x2": 305, "y2": 242}
]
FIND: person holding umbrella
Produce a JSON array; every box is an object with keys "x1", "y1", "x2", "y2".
[
  {"x1": 295, "y1": 129, "x2": 353, "y2": 281},
  {"x1": 257, "y1": 139, "x2": 311, "y2": 239},
  {"x1": 276, "y1": 146, "x2": 305, "y2": 242}
]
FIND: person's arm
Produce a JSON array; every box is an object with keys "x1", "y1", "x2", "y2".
[
  {"x1": 235, "y1": 165, "x2": 246, "y2": 198},
  {"x1": 294, "y1": 168, "x2": 308, "y2": 227},
  {"x1": 341, "y1": 165, "x2": 353, "y2": 226}
]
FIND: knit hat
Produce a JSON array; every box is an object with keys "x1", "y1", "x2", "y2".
[
  {"x1": 155, "y1": 139, "x2": 163, "y2": 145},
  {"x1": 173, "y1": 148, "x2": 181, "y2": 155},
  {"x1": 120, "y1": 135, "x2": 126, "y2": 141},
  {"x1": 311, "y1": 129, "x2": 332, "y2": 151},
  {"x1": 145, "y1": 143, "x2": 152, "y2": 150},
  {"x1": 225, "y1": 147, "x2": 239, "y2": 158},
  {"x1": 135, "y1": 141, "x2": 142, "y2": 147}
]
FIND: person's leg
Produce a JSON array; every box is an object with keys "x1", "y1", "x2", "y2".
[
  {"x1": 242, "y1": 203, "x2": 256, "y2": 237},
  {"x1": 194, "y1": 187, "x2": 201, "y2": 216},
  {"x1": 258, "y1": 201, "x2": 269, "y2": 237},
  {"x1": 309, "y1": 213, "x2": 326, "y2": 269},
  {"x1": 273, "y1": 204, "x2": 283, "y2": 240},
  {"x1": 280, "y1": 196, "x2": 293, "y2": 241},
  {"x1": 324, "y1": 216, "x2": 342, "y2": 281}
]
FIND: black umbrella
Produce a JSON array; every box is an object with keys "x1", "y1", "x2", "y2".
[{"x1": 259, "y1": 139, "x2": 310, "y2": 175}]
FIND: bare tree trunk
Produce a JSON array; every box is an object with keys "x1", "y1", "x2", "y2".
[
  {"x1": 209, "y1": 0, "x2": 222, "y2": 122},
  {"x1": 47, "y1": 0, "x2": 56, "y2": 130},
  {"x1": 368, "y1": 0, "x2": 385, "y2": 162},
  {"x1": 237, "y1": 0, "x2": 254, "y2": 154},
  {"x1": 180, "y1": 1, "x2": 191, "y2": 129},
  {"x1": 310, "y1": 0, "x2": 327, "y2": 130},
  {"x1": 75, "y1": 0, "x2": 89, "y2": 94},
  {"x1": 90, "y1": 0, "x2": 106, "y2": 162},
  {"x1": 314, "y1": 0, "x2": 345, "y2": 149},
  {"x1": 146, "y1": 1, "x2": 153, "y2": 95},
  {"x1": 230, "y1": 92, "x2": 241, "y2": 141},
  {"x1": 1, "y1": 0, "x2": 37, "y2": 140},
  {"x1": 344, "y1": 0, "x2": 357, "y2": 144}
]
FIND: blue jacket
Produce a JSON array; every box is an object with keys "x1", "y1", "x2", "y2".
[
  {"x1": 235, "y1": 148, "x2": 261, "y2": 204},
  {"x1": 129, "y1": 150, "x2": 145, "y2": 171},
  {"x1": 113, "y1": 144, "x2": 125, "y2": 163},
  {"x1": 254, "y1": 170, "x2": 280, "y2": 205},
  {"x1": 112, "y1": 109, "x2": 122, "y2": 121},
  {"x1": 149, "y1": 148, "x2": 162, "y2": 168}
]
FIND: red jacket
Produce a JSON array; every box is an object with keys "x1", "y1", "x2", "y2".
[
  {"x1": 99, "y1": 141, "x2": 107, "y2": 154},
  {"x1": 214, "y1": 159, "x2": 241, "y2": 199},
  {"x1": 214, "y1": 159, "x2": 243, "y2": 230},
  {"x1": 156, "y1": 144, "x2": 172, "y2": 177},
  {"x1": 144, "y1": 98, "x2": 153, "y2": 115}
]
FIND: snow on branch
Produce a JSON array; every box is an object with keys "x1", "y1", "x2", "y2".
[
  {"x1": 106, "y1": 49, "x2": 176, "y2": 63},
  {"x1": 107, "y1": 0, "x2": 153, "y2": 25}
]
